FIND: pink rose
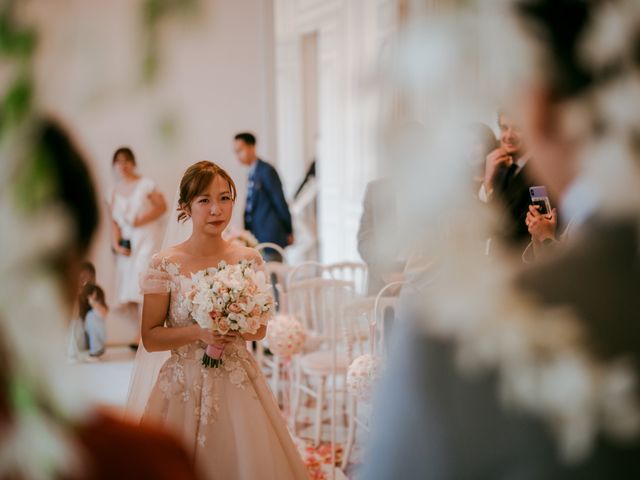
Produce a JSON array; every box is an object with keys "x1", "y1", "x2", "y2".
[
  {"x1": 217, "y1": 318, "x2": 231, "y2": 335},
  {"x1": 251, "y1": 306, "x2": 261, "y2": 316},
  {"x1": 247, "y1": 284, "x2": 257, "y2": 295},
  {"x1": 228, "y1": 303, "x2": 242, "y2": 314},
  {"x1": 210, "y1": 310, "x2": 221, "y2": 320}
]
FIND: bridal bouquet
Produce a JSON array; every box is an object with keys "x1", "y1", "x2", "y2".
[{"x1": 183, "y1": 260, "x2": 275, "y2": 368}]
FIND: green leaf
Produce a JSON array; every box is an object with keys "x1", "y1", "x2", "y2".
[
  {"x1": 0, "y1": 9, "x2": 38, "y2": 57},
  {"x1": 0, "y1": 74, "x2": 33, "y2": 135},
  {"x1": 12, "y1": 146, "x2": 58, "y2": 213},
  {"x1": 9, "y1": 377, "x2": 38, "y2": 413}
]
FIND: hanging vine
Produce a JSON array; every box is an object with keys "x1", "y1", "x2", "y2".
[
  {"x1": 141, "y1": 0, "x2": 199, "y2": 81},
  {"x1": 0, "y1": 0, "x2": 37, "y2": 138}
]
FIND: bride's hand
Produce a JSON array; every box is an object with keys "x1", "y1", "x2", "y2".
[
  {"x1": 193, "y1": 327, "x2": 217, "y2": 345},
  {"x1": 212, "y1": 332, "x2": 238, "y2": 345},
  {"x1": 194, "y1": 326, "x2": 236, "y2": 346}
]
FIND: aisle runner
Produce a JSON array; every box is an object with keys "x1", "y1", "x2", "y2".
[{"x1": 294, "y1": 438, "x2": 354, "y2": 480}]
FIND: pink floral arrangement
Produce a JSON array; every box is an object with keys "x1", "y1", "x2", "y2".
[
  {"x1": 222, "y1": 226, "x2": 259, "y2": 248},
  {"x1": 347, "y1": 354, "x2": 383, "y2": 403},
  {"x1": 183, "y1": 260, "x2": 275, "y2": 367},
  {"x1": 265, "y1": 314, "x2": 306, "y2": 358}
]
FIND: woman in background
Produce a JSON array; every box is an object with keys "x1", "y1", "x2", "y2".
[{"x1": 110, "y1": 147, "x2": 167, "y2": 310}]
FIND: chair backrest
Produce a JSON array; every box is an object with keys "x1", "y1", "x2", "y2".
[
  {"x1": 371, "y1": 281, "x2": 404, "y2": 356},
  {"x1": 263, "y1": 261, "x2": 292, "y2": 312},
  {"x1": 342, "y1": 296, "x2": 376, "y2": 362},
  {"x1": 286, "y1": 260, "x2": 325, "y2": 286},
  {"x1": 256, "y1": 242, "x2": 288, "y2": 263},
  {"x1": 325, "y1": 261, "x2": 368, "y2": 296},
  {"x1": 287, "y1": 278, "x2": 354, "y2": 346}
]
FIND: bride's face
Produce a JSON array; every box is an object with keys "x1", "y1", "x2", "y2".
[{"x1": 189, "y1": 175, "x2": 234, "y2": 236}]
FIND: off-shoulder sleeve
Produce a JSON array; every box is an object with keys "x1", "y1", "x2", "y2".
[{"x1": 140, "y1": 254, "x2": 173, "y2": 295}]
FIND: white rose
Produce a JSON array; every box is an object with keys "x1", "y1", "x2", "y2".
[{"x1": 254, "y1": 271, "x2": 268, "y2": 290}]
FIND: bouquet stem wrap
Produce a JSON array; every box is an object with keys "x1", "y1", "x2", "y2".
[{"x1": 203, "y1": 344, "x2": 225, "y2": 368}]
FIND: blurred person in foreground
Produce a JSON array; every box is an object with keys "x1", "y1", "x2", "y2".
[
  {"x1": 357, "y1": 177, "x2": 405, "y2": 295},
  {"x1": 358, "y1": 122, "x2": 426, "y2": 296},
  {"x1": 363, "y1": 1, "x2": 640, "y2": 479},
  {"x1": 0, "y1": 118, "x2": 198, "y2": 479}
]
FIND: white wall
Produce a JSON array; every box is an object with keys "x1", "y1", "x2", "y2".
[
  {"x1": 274, "y1": 0, "x2": 399, "y2": 263},
  {"x1": 23, "y1": 0, "x2": 276, "y2": 343}
]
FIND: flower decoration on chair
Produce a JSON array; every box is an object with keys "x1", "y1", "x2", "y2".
[
  {"x1": 347, "y1": 354, "x2": 383, "y2": 403},
  {"x1": 222, "y1": 226, "x2": 259, "y2": 248},
  {"x1": 266, "y1": 314, "x2": 306, "y2": 358}
]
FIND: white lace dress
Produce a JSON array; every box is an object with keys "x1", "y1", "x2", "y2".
[
  {"x1": 111, "y1": 177, "x2": 163, "y2": 305},
  {"x1": 140, "y1": 255, "x2": 309, "y2": 480}
]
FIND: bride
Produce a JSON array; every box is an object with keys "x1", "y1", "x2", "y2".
[{"x1": 136, "y1": 161, "x2": 308, "y2": 479}]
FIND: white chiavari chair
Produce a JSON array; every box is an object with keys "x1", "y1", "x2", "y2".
[
  {"x1": 288, "y1": 278, "x2": 355, "y2": 444},
  {"x1": 325, "y1": 261, "x2": 368, "y2": 297},
  {"x1": 341, "y1": 281, "x2": 404, "y2": 468}
]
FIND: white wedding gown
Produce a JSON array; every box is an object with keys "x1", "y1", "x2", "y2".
[
  {"x1": 111, "y1": 177, "x2": 164, "y2": 305},
  {"x1": 139, "y1": 254, "x2": 309, "y2": 480}
]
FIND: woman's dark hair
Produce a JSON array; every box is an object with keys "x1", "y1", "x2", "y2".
[
  {"x1": 178, "y1": 161, "x2": 237, "y2": 222},
  {"x1": 81, "y1": 261, "x2": 96, "y2": 277},
  {"x1": 78, "y1": 284, "x2": 107, "y2": 320},
  {"x1": 1, "y1": 118, "x2": 99, "y2": 423},
  {"x1": 112, "y1": 146, "x2": 136, "y2": 166},
  {"x1": 514, "y1": 0, "x2": 597, "y2": 100},
  {"x1": 37, "y1": 119, "x2": 99, "y2": 257},
  {"x1": 234, "y1": 132, "x2": 256, "y2": 146}
]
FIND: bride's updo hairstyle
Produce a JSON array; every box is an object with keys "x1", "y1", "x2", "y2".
[{"x1": 178, "y1": 161, "x2": 237, "y2": 222}]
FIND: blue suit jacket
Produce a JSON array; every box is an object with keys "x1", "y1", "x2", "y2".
[{"x1": 244, "y1": 159, "x2": 293, "y2": 248}]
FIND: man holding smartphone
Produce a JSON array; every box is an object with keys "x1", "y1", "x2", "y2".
[{"x1": 479, "y1": 109, "x2": 537, "y2": 246}]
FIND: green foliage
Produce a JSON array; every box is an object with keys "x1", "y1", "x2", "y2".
[
  {"x1": 12, "y1": 146, "x2": 58, "y2": 213},
  {"x1": 0, "y1": 74, "x2": 33, "y2": 134},
  {"x1": 0, "y1": 2, "x2": 37, "y2": 138},
  {"x1": 141, "y1": 0, "x2": 199, "y2": 81},
  {"x1": 0, "y1": 6, "x2": 37, "y2": 58}
]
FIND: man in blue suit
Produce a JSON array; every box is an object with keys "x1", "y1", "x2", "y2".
[{"x1": 234, "y1": 132, "x2": 293, "y2": 261}]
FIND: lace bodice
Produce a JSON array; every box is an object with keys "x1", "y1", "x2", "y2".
[
  {"x1": 141, "y1": 255, "x2": 194, "y2": 328},
  {"x1": 140, "y1": 254, "x2": 265, "y2": 433}
]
